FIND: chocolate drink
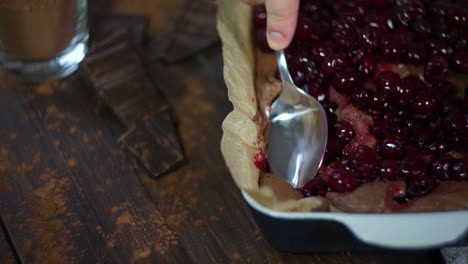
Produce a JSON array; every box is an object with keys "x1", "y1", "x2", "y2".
[{"x1": 0, "y1": 0, "x2": 79, "y2": 60}]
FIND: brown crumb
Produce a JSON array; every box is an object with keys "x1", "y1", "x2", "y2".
[
  {"x1": 69, "y1": 127, "x2": 77, "y2": 134},
  {"x1": 82, "y1": 135, "x2": 89, "y2": 144},
  {"x1": 9, "y1": 133, "x2": 17, "y2": 140},
  {"x1": 46, "y1": 105, "x2": 58, "y2": 114},
  {"x1": 67, "y1": 159, "x2": 77, "y2": 168},
  {"x1": 232, "y1": 252, "x2": 241, "y2": 261},
  {"x1": 133, "y1": 248, "x2": 151, "y2": 262},
  {"x1": 209, "y1": 215, "x2": 219, "y2": 222},
  {"x1": 116, "y1": 211, "x2": 133, "y2": 226},
  {"x1": 97, "y1": 130, "x2": 103, "y2": 137}
]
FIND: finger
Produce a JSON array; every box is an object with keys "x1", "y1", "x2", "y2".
[
  {"x1": 239, "y1": 0, "x2": 264, "y2": 5},
  {"x1": 265, "y1": 0, "x2": 299, "y2": 50}
]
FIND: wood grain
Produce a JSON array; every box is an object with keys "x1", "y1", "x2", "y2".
[{"x1": 0, "y1": 76, "x2": 189, "y2": 263}]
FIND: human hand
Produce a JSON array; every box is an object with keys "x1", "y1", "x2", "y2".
[{"x1": 241, "y1": 0, "x2": 300, "y2": 50}]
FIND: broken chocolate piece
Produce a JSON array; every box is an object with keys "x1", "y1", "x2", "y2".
[
  {"x1": 119, "y1": 109, "x2": 184, "y2": 177},
  {"x1": 82, "y1": 22, "x2": 184, "y2": 178}
]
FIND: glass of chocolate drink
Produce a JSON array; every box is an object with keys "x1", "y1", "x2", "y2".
[{"x1": 0, "y1": 0, "x2": 88, "y2": 82}]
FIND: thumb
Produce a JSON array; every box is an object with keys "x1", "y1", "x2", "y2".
[{"x1": 265, "y1": 0, "x2": 299, "y2": 50}]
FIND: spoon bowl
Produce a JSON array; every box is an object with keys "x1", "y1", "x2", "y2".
[{"x1": 267, "y1": 50, "x2": 328, "y2": 188}]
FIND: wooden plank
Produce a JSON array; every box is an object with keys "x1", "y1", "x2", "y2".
[{"x1": 0, "y1": 75, "x2": 190, "y2": 263}]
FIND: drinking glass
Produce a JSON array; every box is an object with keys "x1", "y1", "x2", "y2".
[{"x1": 0, "y1": 0, "x2": 88, "y2": 82}]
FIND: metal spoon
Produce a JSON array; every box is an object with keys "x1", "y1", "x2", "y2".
[{"x1": 267, "y1": 50, "x2": 328, "y2": 189}]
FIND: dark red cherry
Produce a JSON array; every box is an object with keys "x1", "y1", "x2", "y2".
[
  {"x1": 253, "y1": 5, "x2": 267, "y2": 27},
  {"x1": 335, "y1": 121, "x2": 355, "y2": 144},
  {"x1": 426, "y1": 139, "x2": 448, "y2": 154},
  {"x1": 333, "y1": 71, "x2": 362, "y2": 95},
  {"x1": 407, "y1": 176, "x2": 438, "y2": 197},
  {"x1": 406, "y1": 42, "x2": 427, "y2": 64},
  {"x1": 349, "y1": 145, "x2": 378, "y2": 173},
  {"x1": 301, "y1": 177, "x2": 328, "y2": 197},
  {"x1": 410, "y1": 19, "x2": 432, "y2": 39},
  {"x1": 410, "y1": 90, "x2": 438, "y2": 115},
  {"x1": 376, "y1": 71, "x2": 401, "y2": 96},
  {"x1": 372, "y1": 117, "x2": 389, "y2": 138},
  {"x1": 332, "y1": 27, "x2": 355, "y2": 48},
  {"x1": 325, "y1": 137, "x2": 341, "y2": 162},
  {"x1": 369, "y1": 91, "x2": 389, "y2": 114},
  {"x1": 426, "y1": 39, "x2": 454, "y2": 58},
  {"x1": 365, "y1": 10, "x2": 394, "y2": 32},
  {"x1": 295, "y1": 18, "x2": 315, "y2": 41},
  {"x1": 313, "y1": 21, "x2": 332, "y2": 40},
  {"x1": 452, "y1": 52, "x2": 468, "y2": 74},
  {"x1": 380, "y1": 37, "x2": 405, "y2": 62},
  {"x1": 348, "y1": 48, "x2": 365, "y2": 66},
  {"x1": 303, "y1": 82, "x2": 327, "y2": 102},
  {"x1": 447, "y1": 8, "x2": 468, "y2": 27},
  {"x1": 395, "y1": 0, "x2": 425, "y2": 26},
  {"x1": 311, "y1": 42, "x2": 335, "y2": 62},
  {"x1": 360, "y1": 52, "x2": 377, "y2": 76},
  {"x1": 370, "y1": 0, "x2": 389, "y2": 9},
  {"x1": 379, "y1": 160, "x2": 400, "y2": 181},
  {"x1": 378, "y1": 134, "x2": 404, "y2": 159},
  {"x1": 321, "y1": 53, "x2": 348, "y2": 75},
  {"x1": 424, "y1": 56, "x2": 449, "y2": 83},
  {"x1": 392, "y1": 76, "x2": 418, "y2": 107},
  {"x1": 357, "y1": 27, "x2": 380, "y2": 51},
  {"x1": 452, "y1": 158, "x2": 468, "y2": 181},
  {"x1": 400, "y1": 158, "x2": 427, "y2": 180},
  {"x1": 328, "y1": 168, "x2": 359, "y2": 192},
  {"x1": 352, "y1": 88, "x2": 371, "y2": 111},
  {"x1": 430, "y1": 154, "x2": 454, "y2": 181}
]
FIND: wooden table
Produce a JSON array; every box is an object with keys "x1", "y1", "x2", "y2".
[{"x1": 0, "y1": 1, "x2": 447, "y2": 263}]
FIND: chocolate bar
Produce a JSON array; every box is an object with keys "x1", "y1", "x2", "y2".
[{"x1": 82, "y1": 17, "x2": 184, "y2": 178}]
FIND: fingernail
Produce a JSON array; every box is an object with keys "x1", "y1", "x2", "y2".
[{"x1": 267, "y1": 31, "x2": 286, "y2": 50}]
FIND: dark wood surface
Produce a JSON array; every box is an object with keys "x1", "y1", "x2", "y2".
[{"x1": 0, "y1": 1, "x2": 447, "y2": 263}]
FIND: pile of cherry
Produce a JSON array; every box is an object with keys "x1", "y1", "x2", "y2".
[{"x1": 253, "y1": 0, "x2": 467, "y2": 200}]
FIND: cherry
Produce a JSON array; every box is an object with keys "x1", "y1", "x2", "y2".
[
  {"x1": 348, "y1": 48, "x2": 365, "y2": 66},
  {"x1": 295, "y1": 18, "x2": 315, "y2": 41},
  {"x1": 447, "y1": 8, "x2": 468, "y2": 27},
  {"x1": 352, "y1": 88, "x2": 371, "y2": 111},
  {"x1": 410, "y1": 90, "x2": 438, "y2": 115},
  {"x1": 376, "y1": 71, "x2": 401, "y2": 96},
  {"x1": 328, "y1": 168, "x2": 359, "y2": 192},
  {"x1": 426, "y1": 139, "x2": 448, "y2": 154},
  {"x1": 301, "y1": 177, "x2": 328, "y2": 196},
  {"x1": 321, "y1": 53, "x2": 348, "y2": 75},
  {"x1": 407, "y1": 176, "x2": 438, "y2": 197},
  {"x1": 452, "y1": 158, "x2": 468, "y2": 181},
  {"x1": 311, "y1": 42, "x2": 335, "y2": 62},
  {"x1": 430, "y1": 154, "x2": 454, "y2": 181},
  {"x1": 368, "y1": 10, "x2": 394, "y2": 32},
  {"x1": 370, "y1": 0, "x2": 389, "y2": 9},
  {"x1": 406, "y1": 42, "x2": 427, "y2": 64},
  {"x1": 378, "y1": 134, "x2": 404, "y2": 159},
  {"x1": 379, "y1": 160, "x2": 400, "y2": 181},
  {"x1": 410, "y1": 19, "x2": 432, "y2": 39},
  {"x1": 253, "y1": 5, "x2": 267, "y2": 27},
  {"x1": 349, "y1": 145, "x2": 378, "y2": 173},
  {"x1": 335, "y1": 121, "x2": 355, "y2": 144},
  {"x1": 332, "y1": 27, "x2": 355, "y2": 48},
  {"x1": 333, "y1": 71, "x2": 362, "y2": 95},
  {"x1": 392, "y1": 76, "x2": 419, "y2": 107},
  {"x1": 452, "y1": 52, "x2": 468, "y2": 74},
  {"x1": 303, "y1": 82, "x2": 327, "y2": 102},
  {"x1": 313, "y1": 21, "x2": 332, "y2": 40},
  {"x1": 395, "y1": 0, "x2": 425, "y2": 26},
  {"x1": 380, "y1": 37, "x2": 405, "y2": 62},
  {"x1": 400, "y1": 158, "x2": 427, "y2": 180},
  {"x1": 369, "y1": 91, "x2": 389, "y2": 114},
  {"x1": 372, "y1": 117, "x2": 389, "y2": 138},
  {"x1": 360, "y1": 52, "x2": 377, "y2": 76},
  {"x1": 358, "y1": 26, "x2": 380, "y2": 51},
  {"x1": 325, "y1": 137, "x2": 341, "y2": 163}
]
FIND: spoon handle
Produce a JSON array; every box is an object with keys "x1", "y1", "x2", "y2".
[{"x1": 275, "y1": 50, "x2": 295, "y2": 90}]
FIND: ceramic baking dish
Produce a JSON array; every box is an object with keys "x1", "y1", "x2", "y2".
[{"x1": 217, "y1": 0, "x2": 468, "y2": 251}]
